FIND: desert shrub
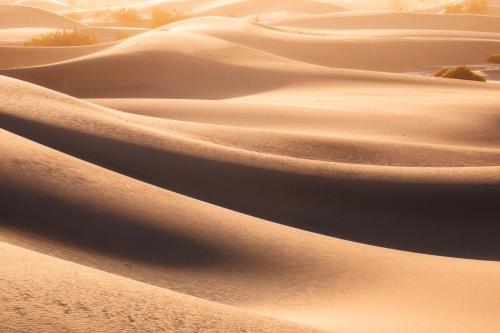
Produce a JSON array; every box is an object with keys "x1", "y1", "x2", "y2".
[
  {"x1": 64, "y1": 11, "x2": 83, "y2": 21},
  {"x1": 150, "y1": 7, "x2": 190, "y2": 28},
  {"x1": 444, "y1": 0, "x2": 488, "y2": 14},
  {"x1": 111, "y1": 8, "x2": 142, "y2": 27},
  {"x1": 433, "y1": 66, "x2": 486, "y2": 82},
  {"x1": 25, "y1": 29, "x2": 98, "y2": 46},
  {"x1": 487, "y1": 53, "x2": 500, "y2": 64}
]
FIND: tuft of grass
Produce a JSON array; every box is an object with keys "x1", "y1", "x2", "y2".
[
  {"x1": 64, "y1": 11, "x2": 83, "y2": 21},
  {"x1": 111, "y1": 8, "x2": 142, "y2": 27},
  {"x1": 433, "y1": 66, "x2": 486, "y2": 82},
  {"x1": 487, "y1": 53, "x2": 500, "y2": 64},
  {"x1": 25, "y1": 29, "x2": 98, "y2": 47},
  {"x1": 150, "y1": 7, "x2": 190, "y2": 28}
]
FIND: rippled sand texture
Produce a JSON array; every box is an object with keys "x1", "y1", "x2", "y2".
[{"x1": 1, "y1": 1, "x2": 499, "y2": 332}]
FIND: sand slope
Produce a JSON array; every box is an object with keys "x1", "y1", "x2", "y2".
[
  {"x1": 0, "y1": 5, "x2": 85, "y2": 29},
  {"x1": 1, "y1": 75, "x2": 500, "y2": 333},
  {"x1": 14, "y1": 0, "x2": 73, "y2": 11},
  {"x1": 1, "y1": 2, "x2": 500, "y2": 333},
  {"x1": 0, "y1": 241, "x2": 321, "y2": 333}
]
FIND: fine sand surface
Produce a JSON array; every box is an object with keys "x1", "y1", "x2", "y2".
[{"x1": 1, "y1": 1, "x2": 499, "y2": 333}]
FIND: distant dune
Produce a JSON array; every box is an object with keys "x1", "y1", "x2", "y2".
[
  {"x1": 0, "y1": 5, "x2": 84, "y2": 29},
  {"x1": 14, "y1": 0, "x2": 72, "y2": 11},
  {"x1": 1, "y1": 1, "x2": 499, "y2": 332}
]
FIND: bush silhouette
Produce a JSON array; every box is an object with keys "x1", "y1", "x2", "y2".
[
  {"x1": 111, "y1": 8, "x2": 142, "y2": 27},
  {"x1": 150, "y1": 7, "x2": 190, "y2": 28},
  {"x1": 433, "y1": 66, "x2": 486, "y2": 82},
  {"x1": 25, "y1": 29, "x2": 98, "y2": 46},
  {"x1": 487, "y1": 53, "x2": 500, "y2": 64}
]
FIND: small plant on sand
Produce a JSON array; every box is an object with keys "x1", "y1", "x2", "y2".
[
  {"x1": 150, "y1": 7, "x2": 190, "y2": 28},
  {"x1": 25, "y1": 29, "x2": 98, "y2": 46},
  {"x1": 433, "y1": 66, "x2": 486, "y2": 82},
  {"x1": 64, "y1": 11, "x2": 83, "y2": 20},
  {"x1": 111, "y1": 8, "x2": 142, "y2": 27},
  {"x1": 487, "y1": 53, "x2": 500, "y2": 64}
]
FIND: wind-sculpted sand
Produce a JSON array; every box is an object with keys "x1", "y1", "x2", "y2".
[{"x1": 0, "y1": 1, "x2": 499, "y2": 332}]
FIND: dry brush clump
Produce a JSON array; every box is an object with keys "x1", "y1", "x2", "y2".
[
  {"x1": 433, "y1": 66, "x2": 486, "y2": 82},
  {"x1": 444, "y1": 0, "x2": 488, "y2": 14},
  {"x1": 25, "y1": 29, "x2": 98, "y2": 46},
  {"x1": 150, "y1": 7, "x2": 190, "y2": 28},
  {"x1": 487, "y1": 53, "x2": 500, "y2": 64},
  {"x1": 111, "y1": 8, "x2": 143, "y2": 27}
]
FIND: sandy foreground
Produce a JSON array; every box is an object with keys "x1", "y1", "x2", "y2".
[{"x1": 0, "y1": 0, "x2": 499, "y2": 332}]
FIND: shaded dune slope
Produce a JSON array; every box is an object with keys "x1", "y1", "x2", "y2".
[
  {"x1": 1, "y1": 72, "x2": 499, "y2": 259},
  {"x1": 0, "y1": 76, "x2": 500, "y2": 333},
  {"x1": 1, "y1": 5, "x2": 500, "y2": 333}
]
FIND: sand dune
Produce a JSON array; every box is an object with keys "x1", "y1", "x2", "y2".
[
  {"x1": 0, "y1": 241, "x2": 321, "y2": 333},
  {"x1": 3, "y1": 23, "x2": 500, "y2": 94},
  {"x1": 0, "y1": 43, "x2": 112, "y2": 68},
  {"x1": 1, "y1": 1, "x2": 500, "y2": 332},
  {"x1": 192, "y1": 0, "x2": 347, "y2": 17},
  {"x1": 0, "y1": 5, "x2": 85, "y2": 29},
  {"x1": 269, "y1": 10, "x2": 500, "y2": 33},
  {"x1": 1, "y1": 65, "x2": 500, "y2": 260},
  {"x1": 1, "y1": 76, "x2": 499, "y2": 333},
  {"x1": 14, "y1": 0, "x2": 73, "y2": 11}
]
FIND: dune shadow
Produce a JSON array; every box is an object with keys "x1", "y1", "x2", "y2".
[
  {"x1": 0, "y1": 170, "x2": 234, "y2": 269},
  {"x1": 1, "y1": 114, "x2": 500, "y2": 260}
]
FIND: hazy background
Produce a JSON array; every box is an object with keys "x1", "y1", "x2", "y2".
[{"x1": 0, "y1": 0, "x2": 459, "y2": 9}]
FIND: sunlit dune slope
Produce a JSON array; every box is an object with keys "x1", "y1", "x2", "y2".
[
  {"x1": 0, "y1": 5, "x2": 85, "y2": 29},
  {"x1": 1, "y1": 47, "x2": 500, "y2": 260},
  {"x1": 268, "y1": 10, "x2": 500, "y2": 33},
  {"x1": 0, "y1": 43, "x2": 111, "y2": 68},
  {"x1": 0, "y1": 241, "x2": 322, "y2": 333},
  {"x1": 1, "y1": 2, "x2": 500, "y2": 333},
  {"x1": 0, "y1": 75, "x2": 499, "y2": 333},
  {"x1": 14, "y1": 0, "x2": 72, "y2": 12}
]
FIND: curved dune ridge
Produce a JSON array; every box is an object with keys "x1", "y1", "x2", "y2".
[
  {"x1": 100, "y1": 0, "x2": 349, "y2": 16},
  {"x1": 1, "y1": 1, "x2": 500, "y2": 333},
  {"x1": 0, "y1": 5, "x2": 85, "y2": 29},
  {"x1": 14, "y1": 0, "x2": 73, "y2": 11}
]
